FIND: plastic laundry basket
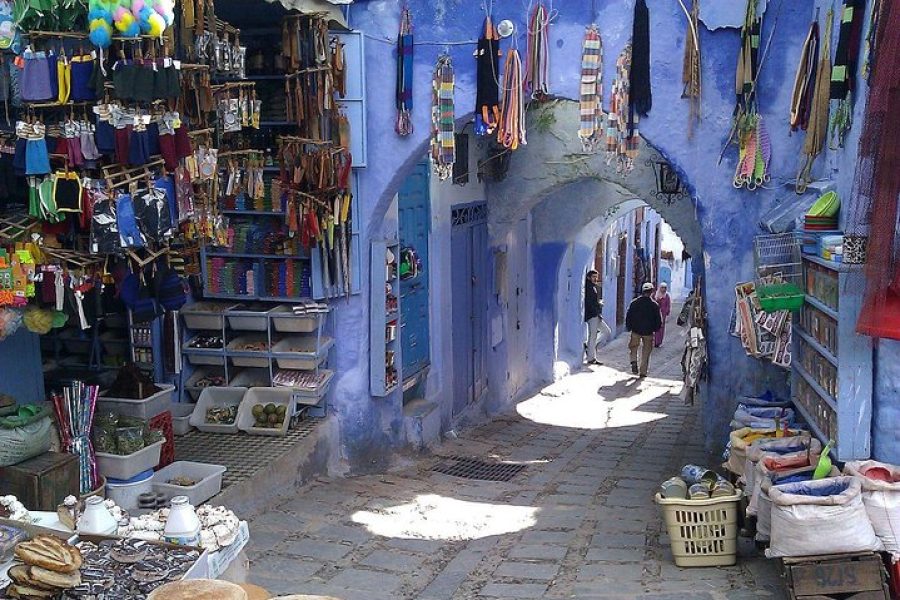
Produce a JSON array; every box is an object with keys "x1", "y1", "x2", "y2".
[{"x1": 655, "y1": 491, "x2": 742, "y2": 567}]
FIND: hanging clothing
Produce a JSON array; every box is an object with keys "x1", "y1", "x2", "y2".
[
  {"x1": 681, "y1": 0, "x2": 701, "y2": 138},
  {"x1": 395, "y1": 7, "x2": 414, "y2": 136},
  {"x1": 829, "y1": 0, "x2": 865, "y2": 148},
  {"x1": 607, "y1": 45, "x2": 640, "y2": 174},
  {"x1": 498, "y1": 48, "x2": 525, "y2": 150},
  {"x1": 474, "y1": 17, "x2": 501, "y2": 137},
  {"x1": 654, "y1": 290, "x2": 671, "y2": 347},
  {"x1": 789, "y1": 20, "x2": 819, "y2": 132},
  {"x1": 797, "y1": 9, "x2": 833, "y2": 194},
  {"x1": 524, "y1": 2, "x2": 550, "y2": 100},
  {"x1": 430, "y1": 55, "x2": 455, "y2": 180},
  {"x1": 630, "y1": 0, "x2": 652, "y2": 117},
  {"x1": 578, "y1": 25, "x2": 604, "y2": 153}
]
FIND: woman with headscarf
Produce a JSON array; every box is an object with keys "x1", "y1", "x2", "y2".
[{"x1": 654, "y1": 282, "x2": 671, "y2": 347}]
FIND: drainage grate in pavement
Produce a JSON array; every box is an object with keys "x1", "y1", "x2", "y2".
[{"x1": 432, "y1": 457, "x2": 526, "y2": 482}]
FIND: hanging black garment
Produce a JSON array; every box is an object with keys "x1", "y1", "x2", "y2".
[
  {"x1": 830, "y1": 0, "x2": 866, "y2": 100},
  {"x1": 453, "y1": 133, "x2": 469, "y2": 185},
  {"x1": 474, "y1": 18, "x2": 500, "y2": 136},
  {"x1": 630, "y1": 0, "x2": 652, "y2": 116}
]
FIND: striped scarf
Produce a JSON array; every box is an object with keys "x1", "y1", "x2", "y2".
[
  {"x1": 395, "y1": 7, "x2": 414, "y2": 136},
  {"x1": 607, "y1": 44, "x2": 640, "y2": 174},
  {"x1": 578, "y1": 25, "x2": 604, "y2": 153},
  {"x1": 431, "y1": 55, "x2": 455, "y2": 181}
]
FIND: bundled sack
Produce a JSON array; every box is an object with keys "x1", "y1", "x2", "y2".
[
  {"x1": 0, "y1": 405, "x2": 52, "y2": 467},
  {"x1": 767, "y1": 476, "x2": 883, "y2": 558},
  {"x1": 845, "y1": 460, "x2": 900, "y2": 556},
  {"x1": 726, "y1": 427, "x2": 806, "y2": 476},
  {"x1": 756, "y1": 465, "x2": 839, "y2": 543},
  {"x1": 730, "y1": 404, "x2": 795, "y2": 430},
  {"x1": 745, "y1": 435, "x2": 822, "y2": 511}
]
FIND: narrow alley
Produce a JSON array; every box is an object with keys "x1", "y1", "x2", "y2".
[{"x1": 247, "y1": 313, "x2": 784, "y2": 599}]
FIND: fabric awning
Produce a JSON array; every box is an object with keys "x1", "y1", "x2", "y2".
[{"x1": 266, "y1": 0, "x2": 352, "y2": 28}]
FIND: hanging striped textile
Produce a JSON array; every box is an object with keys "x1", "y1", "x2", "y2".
[
  {"x1": 829, "y1": 0, "x2": 865, "y2": 148},
  {"x1": 578, "y1": 25, "x2": 604, "y2": 153},
  {"x1": 395, "y1": 7, "x2": 414, "y2": 136},
  {"x1": 474, "y1": 17, "x2": 501, "y2": 136},
  {"x1": 607, "y1": 44, "x2": 640, "y2": 174},
  {"x1": 797, "y1": 8, "x2": 833, "y2": 194},
  {"x1": 680, "y1": 0, "x2": 702, "y2": 138},
  {"x1": 789, "y1": 19, "x2": 819, "y2": 132},
  {"x1": 524, "y1": 2, "x2": 550, "y2": 100},
  {"x1": 498, "y1": 48, "x2": 526, "y2": 150},
  {"x1": 431, "y1": 55, "x2": 456, "y2": 181}
]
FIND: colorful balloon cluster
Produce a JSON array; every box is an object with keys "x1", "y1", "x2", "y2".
[{"x1": 88, "y1": 0, "x2": 175, "y2": 48}]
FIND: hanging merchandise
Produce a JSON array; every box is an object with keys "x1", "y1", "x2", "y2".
[
  {"x1": 789, "y1": 17, "x2": 819, "y2": 133},
  {"x1": 679, "y1": 0, "x2": 701, "y2": 138},
  {"x1": 474, "y1": 17, "x2": 501, "y2": 137},
  {"x1": 430, "y1": 55, "x2": 455, "y2": 181},
  {"x1": 796, "y1": 9, "x2": 832, "y2": 195},
  {"x1": 854, "y1": 1, "x2": 900, "y2": 340},
  {"x1": 861, "y1": 0, "x2": 885, "y2": 81},
  {"x1": 829, "y1": 0, "x2": 865, "y2": 149},
  {"x1": 577, "y1": 25, "x2": 603, "y2": 153},
  {"x1": 498, "y1": 47, "x2": 525, "y2": 151},
  {"x1": 630, "y1": 0, "x2": 652, "y2": 118},
  {"x1": 730, "y1": 0, "x2": 771, "y2": 191},
  {"x1": 606, "y1": 44, "x2": 639, "y2": 174},
  {"x1": 524, "y1": 2, "x2": 550, "y2": 101},
  {"x1": 395, "y1": 6, "x2": 413, "y2": 136}
]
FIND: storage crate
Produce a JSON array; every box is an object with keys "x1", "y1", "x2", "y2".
[
  {"x1": 655, "y1": 491, "x2": 741, "y2": 567},
  {"x1": 181, "y1": 302, "x2": 237, "y2": 330},
  {"x1": 757, "y1": 282, "x2": 805, "y2": 313},
  {"x1": 272, "y1": 336, "x2": 333, "y2": 370},
  {"x1": 170, "y1": 403, "x2": 196, "y2": 436},
  {"x1": 229, "y1": 368, "x2": 271, "y2": 388},
  {"x1": 226, "y1": 304, "x2": 274, "y2": 332},
  {"x1": 0, "y1": 452, "x2": 80, "y2": 511},
  {"x1": 151, "y1": 461, "x2": 226, "y2": 506},
  {"x1": 269, "y1": 305, "x2": 326, "y2": 333},
  {"x1": 190, "y1": 387, "x2": 246, "y2": 434},
  {"x1": 96, "y1": 439, "x2": 165, "y2": 481},
  {"x1": 97, "y1": 384, "x2": 175, "y2": 420},
  {"x1": 227, "y1": 334, "x2": 270, "y2": 368},
  {"x1": 185, "y1": 351, "x2": 226, "y2": 367},
  {"x1": 782, "y1": 552, "x2": 890, "y2": 599},
  {"x1": 237, "y1": 387, "x2": 292, "y2": 436},
  {"x1": 184, "y1": 368, "x2": 226, "y2": 401}
]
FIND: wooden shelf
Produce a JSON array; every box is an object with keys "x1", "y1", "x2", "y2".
[
  {"x1": 794, "y1": 363, "x2": 838, "y2": 412},
  {"x1": 791, "y1": 394, "x2": 832, "y2": 449},
  {"x1": 795, "y1": 329, "x2": 838, "y2": 367},
  {"x1": 804, "y1": 295, "x2": 838, "y2": 320},
  {"x1": 802, "y1": 254, "x2": 863, "y2": 273}
]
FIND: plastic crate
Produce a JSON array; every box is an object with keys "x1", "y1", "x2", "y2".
[
  {"x1": 269, "y1": 305, "x2": 326, "y2": 333},
  {"x1": 757, "y1": 283, "x2": 805, "y2": 313},
  {"x1": 151, "y1": 461, "x2": 226, "y2": 505},
  {"x1": 96, "y1": 439, "x2": 165, "y2": 481},
  {"x1": 97, "y1": 384, "x2": 175, "y2": 420},
  {"x1": 272, "y1": 336, "x2": 333, "y2": 370},
  {"x1": 181, "y1": 302, "x2": 237, "y2": 331},
  {"x1": 237, "y1": 388, "x2": 292, "y2": 436},
  {"x1": 170, "y1": 403, "x2": 196, "y2": 436},
  {"x1": 190, "y1": 387, "x2": 246, "y2": 434},
  {"x1": 226, "y1": 304, "x2": 274, "y2": 332},
  {"x1": 655, "y1": 492, "x2": 741, "y2": 567}
]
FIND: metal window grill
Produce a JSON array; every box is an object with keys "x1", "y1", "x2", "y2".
[{"x1": 753, "y1": 233, "x2": 804, "y2": 312}]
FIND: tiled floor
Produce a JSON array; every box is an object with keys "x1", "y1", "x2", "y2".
[{"x1": 246, "y1": 310, "x2": 787, "y2": 599}]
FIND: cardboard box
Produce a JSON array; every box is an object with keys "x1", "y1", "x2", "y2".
[{"x1": 0, "y1": 452, "x2": 79, "y2": 511}]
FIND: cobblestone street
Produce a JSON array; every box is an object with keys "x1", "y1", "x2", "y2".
[{"x1": 247, "y1": 315, "x2": 786, "y2": 599}]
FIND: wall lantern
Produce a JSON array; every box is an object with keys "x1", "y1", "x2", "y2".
[{"x1": 647, "y1": 158, "x2": 687, "y2": 206}]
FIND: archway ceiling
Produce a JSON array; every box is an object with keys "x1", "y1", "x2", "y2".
[{"x1": 486, "y1": 100, "x2": 703, "y2": 257}]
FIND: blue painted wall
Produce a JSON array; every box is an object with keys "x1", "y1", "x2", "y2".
[{"x1": 326, "y1": 0, "x2": 896, "y2": 467}]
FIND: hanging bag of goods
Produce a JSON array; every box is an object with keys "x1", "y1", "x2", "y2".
[
  {"x1": 766, "y1": 476, "x2": 883, "y2": 558},
  {"x1": 474, "y1": 17, "x2": 501, "y2": 137},
  {"x1": 395, "y1": 6, "x2": 413, "y2": 136},
  {"x1": 524, "y1": 2, "x2": 550, "y2": 101},
  {"x1": 430, "y1": 55, "x2": 455, "y2": 181},
  {"x1": 498, "y1": 47, "x2": 525, "y2": 151},
  {"x1": 844, "y1": 460, "x2": 900, "y2": 556},
  {"x1": 578, "y1": 25, "x2": 604, "y2": 153}
]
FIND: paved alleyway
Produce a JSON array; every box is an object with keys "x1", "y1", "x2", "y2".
[{"x1": 247, "y1": 310, "x2": 786, "y2": 599}]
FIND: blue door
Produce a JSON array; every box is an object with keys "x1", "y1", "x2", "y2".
[
  {"x1": 398, "y1": 162, "x2": 431, "y2": 381},
  {"x1": 451, "y1": 202, "x2": 489, "y2": 416}
]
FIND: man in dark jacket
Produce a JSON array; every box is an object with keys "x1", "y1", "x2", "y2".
[
  {"x1": 626, "y1": 282, "x2": 663, "y2": 377},
  {"x1": 584, "y1": 270, "x2": 610, "y2": 365}
]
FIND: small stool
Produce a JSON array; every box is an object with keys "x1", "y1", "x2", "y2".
[{"x1": 149, "y1": 410, "x2": 175, "y2": 468}]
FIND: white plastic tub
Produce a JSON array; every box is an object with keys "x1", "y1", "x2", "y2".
[
  {"x1": 226, "y1": 304, "x2": 273, "y2": 332},
  {"x1": 170, "y1": 403, "x2": 196, "y2": 436},
  {"x1": 229, "y1": 368, "x2": 271, "y2": 388},
  {"x1": 184, "y1": 368, "x2": 226, "y2": 401},
  {"x1": 186, "y1": 352, "x2": 226, "y2": 367},
  {"x1": 105, "y1": 469, "x2": 154, "y2": 510},
  {"x1": 237, "y1": 388, "x2": 292, "y2": 436},
  {"x1": 181, "y1": 302, "x2": 236, "y2": 331},
  {"x1": 272, "y1": 336, "x2": 333, "y2": 370},
  {"x1": 227, "y1": 334, "x2": 270, "y2": 368},
  {"x1": 96, "y1": 439, "x2": 165, "y2": 481},
  {"x1": 190, "y1": 388, "x2": 246, "y2": 434},
  {"x1": 151, "y1": 461, "x2": 227, "y2": 506},
  {"x1": 97, "y1": 384, "x2": 175, "y2": 420},
  {"x1": 269, "y1": 305, "x2": 326, "y2": 333}
]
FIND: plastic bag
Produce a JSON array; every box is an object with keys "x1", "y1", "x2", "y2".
[
  {"x1": 0, "y1": 417, "x2": 51, "y2": 466},
  {"x1": 115, "y1": 426, "x2": 145, "y2": 455},
  {"x1": 845, "y1": 460, "x2": 900, "y2": 556},
  {"x1": 730, "y1": 404, "x2": 795, "y2": 430},
  {"x1": 767, "y1": 476, "x2": 883, "y2": 557}
]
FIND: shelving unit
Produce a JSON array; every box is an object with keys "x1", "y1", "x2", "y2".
[
  {"x1": 179, "y1": 302, "x2": 332, "y2": 418},
  {"x1": 370, "y1": 240, "x2": 400, "y2": 396},
  {"x1": 791, "y1": 255, "x2": 873, "y2": 460}
]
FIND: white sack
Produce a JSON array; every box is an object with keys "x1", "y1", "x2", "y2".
[
  {"x1": 767, "y1": 476, "x2": 883, "y2": 558},
  {"x1": 726, "y1": 427, "x2": 805, "y2": 477},
  {"x1": 755, "y1": 465, "x2": 839, "y2": 543},
  {"x1": 845, "y1": 460, "x2": 900, "y2": 557},
  {"x1": 743, "y1": 436, "x2": 820, "y2": 503}
]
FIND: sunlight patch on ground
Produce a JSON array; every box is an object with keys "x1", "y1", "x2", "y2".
[{"x1": 351, "y1": 494, "x2": 538, "y2": 540}]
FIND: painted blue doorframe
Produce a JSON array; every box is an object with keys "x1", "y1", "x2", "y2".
[
  {"x1": 398, "y1": 162, "x2": 431, "y2": 381},
  {"x1": 451, "y1": 202, "x2": 489, "y2": 416}
]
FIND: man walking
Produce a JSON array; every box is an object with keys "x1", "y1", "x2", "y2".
[
  {"x1": 626, "y1": 282, "x2": 663, "y2": 377},
  {"x1": 584, "y1": 270, "x2": 611, "y2": 365}
]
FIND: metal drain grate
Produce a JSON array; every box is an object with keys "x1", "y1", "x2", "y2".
[{"x1": 432, "y1": 457, "x2": 526, "y2": 482}]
